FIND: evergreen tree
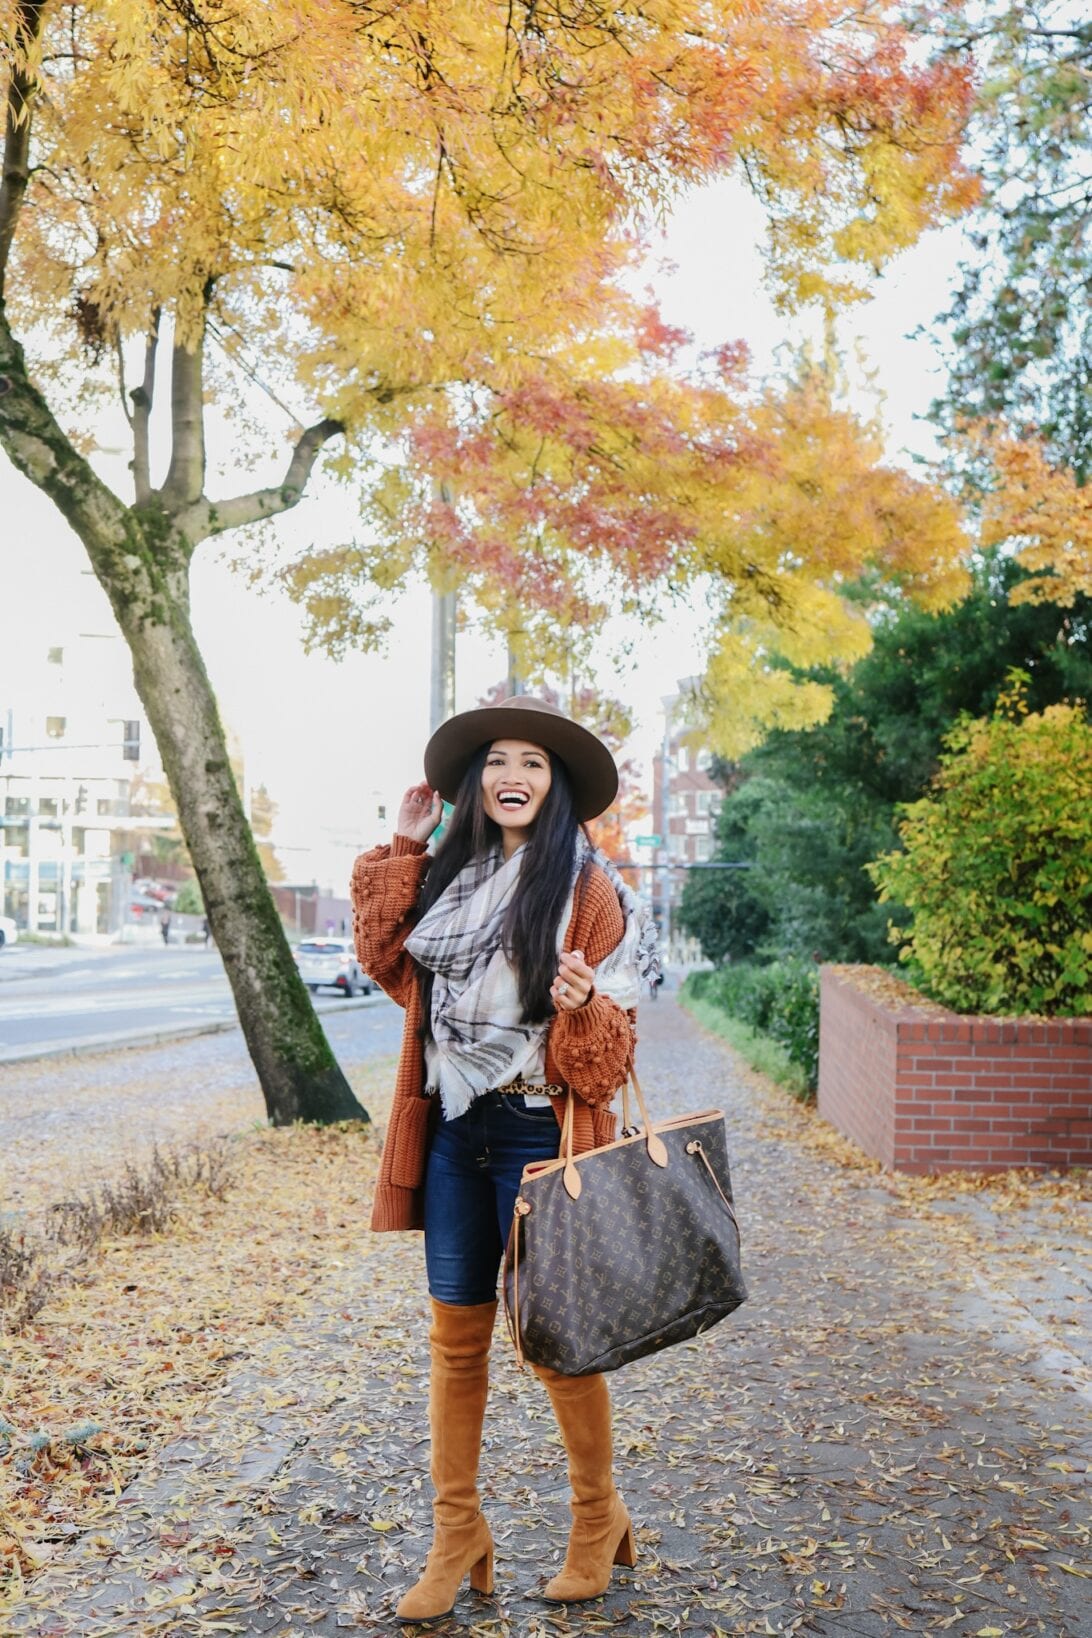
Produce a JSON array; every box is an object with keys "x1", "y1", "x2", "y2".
[{"x1": 683, "y1": 555, "x2": 1092, "y2": 964}]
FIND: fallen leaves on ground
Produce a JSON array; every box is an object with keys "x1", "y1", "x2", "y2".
[
  {"x1": 1, "y1": 1003, "x2": 1090, "y2": 1635},
  {"x1": 1, "y1": 1055, "x2": 390, "y2": 1607}
]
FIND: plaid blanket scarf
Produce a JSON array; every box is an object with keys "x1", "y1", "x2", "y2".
[{"x1": 404, "y1": 837, "x2": 658, "y2": 1120}]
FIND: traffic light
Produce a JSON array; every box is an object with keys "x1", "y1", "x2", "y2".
[
  {"x1": 122, "y1": 720, "x2": 140, "y2": 761},
  {"x1": 74, "y1": 784, "x2": 88, "y2": 815}
]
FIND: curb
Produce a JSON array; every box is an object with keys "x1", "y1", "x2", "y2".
[{"x1": 0, "y1": 992, "x2": 383, "y2": 1067}]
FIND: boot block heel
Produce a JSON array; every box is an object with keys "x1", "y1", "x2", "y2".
[
  {"x1": 613, "y1": 1523, "x2": 637, "y2": 1569},
  {"x1": 469, "y1": 1548, "x2": 494, "y2": 1595}
]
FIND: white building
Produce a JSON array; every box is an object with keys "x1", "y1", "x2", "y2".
[{"x1": 1, "y1": 628, "x2": 155, "y2": 935}]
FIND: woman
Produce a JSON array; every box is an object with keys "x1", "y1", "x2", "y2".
[{"x1": 351, "y1": 694, "x2": 657, "y2": 1622}]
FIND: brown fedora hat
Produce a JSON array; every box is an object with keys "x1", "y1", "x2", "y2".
[{"x1": 424, "y1": 696, "x2": 619, "y2": 821}]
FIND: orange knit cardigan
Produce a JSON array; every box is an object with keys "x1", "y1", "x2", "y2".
[{"x1": 351, "y1": 835, "x2": 636, "y2": 1232}]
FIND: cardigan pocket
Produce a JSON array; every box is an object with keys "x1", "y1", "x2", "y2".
[
  {"x1": 387, "y1": 1094, "x2": 436, "y2": 1189},
  {"x1": 591, "y1": 1105, "x2": 618, "y2": 1149}
]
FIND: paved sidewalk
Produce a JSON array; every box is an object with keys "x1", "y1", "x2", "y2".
[{"x1": 8, "y1": 999, "x2": 1091, "y2": 1636}]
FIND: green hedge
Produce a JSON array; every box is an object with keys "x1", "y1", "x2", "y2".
[
  {"x1": 683, "y1": 960, "x2": 820, "y2": 1093},
  {"x1": 868, "y1": 691, "x2": 1092, "y2": 1016}
]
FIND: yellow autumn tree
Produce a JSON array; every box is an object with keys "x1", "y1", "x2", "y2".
[
  {"x1": 978, "y1": 434, "x2": 1092, "y2": 608},
  {"x1": 250, "y1": 783, "x2": 285, "y2": 886},
  {"x1": 697, "y1": 366, "x2": 971, "y2": 753},
  {"x1": 0, "y1": 1, "x2": 974, "y2": 1121},
  {"x1": 307, "y1": 354, "x2": 967, "y2": 756}
]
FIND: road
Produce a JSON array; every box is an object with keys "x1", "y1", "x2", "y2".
[{"x1": 0, "y1": 944, "x2": 384, "y2": 1062}]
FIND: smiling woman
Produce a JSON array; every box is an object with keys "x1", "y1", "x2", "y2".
[
  {"x1": 349, "y1": 693, "x2": 659, "y2": 1619},
  {"x1": 480, "y1": 740, "x2": 552, "y2": 848}
]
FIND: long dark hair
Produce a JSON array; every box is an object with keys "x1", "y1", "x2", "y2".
[{"x1": 416, "y1": 745, "x2": 589, "y2": 1030}]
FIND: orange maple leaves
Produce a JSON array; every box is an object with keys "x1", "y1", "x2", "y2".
[{"x1": 979, "y1": 435, "x2": 1092, "y2": 608}]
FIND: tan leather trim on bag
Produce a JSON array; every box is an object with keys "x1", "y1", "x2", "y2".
[
  {"x1": 623, "y1": 1066, "x2": 669, "y2": 1168},
  {"x1": 539, "y1": 1065, "x2": 684, "y2": 1200},
  {"x1": 560, "y1": 1094, "x2": 582, "y2": 1200},
  {"x1": 507, "y1": 1196, "x2": 532, "y2": 1367},
  {"x1": 521, "y1": 1105, "x2": 726, "y2": 1187},
  {"x1": 547, "y1": 1066, "x2": 672, "y2": 1202},
  {"x1": 686, "y1": 1140, "x2": 741, "y2": 1243}
]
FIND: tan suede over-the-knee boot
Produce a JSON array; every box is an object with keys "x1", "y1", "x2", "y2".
[
  {"x1": 396, "y1": 1298, "x2": 497, "y2": 1622},
  {"x1": 533, "y1": 1364, "x2": 637, "y2": 1602}
]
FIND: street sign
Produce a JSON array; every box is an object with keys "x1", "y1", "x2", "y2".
[{"x1": 634, "y1": 834, "x2": 662, "y2": 847}]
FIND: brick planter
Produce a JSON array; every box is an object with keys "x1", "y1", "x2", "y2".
[{"x1": 818, "y1": 965, "x2": 1092, "y2": 1174}]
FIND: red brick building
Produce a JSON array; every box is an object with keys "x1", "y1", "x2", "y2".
[{"x1": 648, "y1": 686, "x2": 721, "y2": 954}]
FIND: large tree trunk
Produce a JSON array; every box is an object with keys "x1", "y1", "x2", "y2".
[
  {"x1": 0, "y1": 320, "x2": 367, "y2": 1128},
  {"x1": 122, "y1": 580, "x2": 366, "y2": 1126}
]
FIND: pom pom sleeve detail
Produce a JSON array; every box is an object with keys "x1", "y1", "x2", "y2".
[{"x1": 549, "y1": 994, "x2": 634, "y2": 1105}]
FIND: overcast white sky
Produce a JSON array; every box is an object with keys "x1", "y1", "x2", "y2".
[{"x1": 2, "y1": 177, "x2": 963, "y2": 889}]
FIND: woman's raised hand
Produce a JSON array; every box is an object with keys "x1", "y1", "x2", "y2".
[
  {"x1": 551, "y1": 949, "x2": 595, "y2": 1012},
  {"x1": 396, "y1": 783, "x2": 444, "y2": 844}
]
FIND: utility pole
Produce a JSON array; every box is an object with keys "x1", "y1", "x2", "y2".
[
  {"x1": 506, "y1": 637, "x2": 524, "y2": 698},
  {"x1": 430, "y1": 481, "x2": 457, "y2": 733},
  {"x1": 657, "y1": 693, "x2": 675, "y2": 957},
  {"x1": 430, "y1": 590, "x2": 456, "y2": 733},
  {"x1": 59, "y1": 793, "x2": 72, "y2": 939}
]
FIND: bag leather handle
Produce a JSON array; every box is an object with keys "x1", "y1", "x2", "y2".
[
  {"x1": 561, "y1": 1091, "x2": 582, "y2": 1200},
  {"x1": 506, "y1": 1199, "x2": 530, "y2": 1368},
  {"x1": 562, "y1": 1063, "x2": 667, "y2": 1201},
  {"x1": 625, "y1": 1065, "x2": 669, "y2": 1169}
]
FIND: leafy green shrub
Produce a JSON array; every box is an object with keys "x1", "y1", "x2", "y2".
[
  {"x1": 680, "y1": 987, "x2": 811, "y2": 1100},
  {"x1": 682, "y1": 969, "x2": 716, "y2": 1002},
  {"x1": 172, "y1": 878, "x2": 204, "y2": 915},
  {"x1": 676, "y1": 779, "x2": 774, "y2": 964},
  {"x1": 684, "y1": 958, "x2": 820, "y2": 1091},
  {"x1": 868, "y1": 687, "x2": 1092, "y2": 1015}
]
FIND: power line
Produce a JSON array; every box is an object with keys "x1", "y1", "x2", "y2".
[
  {"x1": 614, "y1": 861, "x2": 752, "y2": 871},
  {"x1": 2, "y1": 743, "x2": 131, "y2": 754}
]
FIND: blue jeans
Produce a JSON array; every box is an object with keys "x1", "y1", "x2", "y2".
[{"x1": 424, "y1": 1092, "x2": 561, "y2": 1305}]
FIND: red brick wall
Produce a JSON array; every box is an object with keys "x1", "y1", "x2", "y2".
[{"x1": 818, "y1": 965, "x2": 1092, "y2": 1174}]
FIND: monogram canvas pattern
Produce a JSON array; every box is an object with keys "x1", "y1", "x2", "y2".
[{"x1": 503, "y1": 1112, "x2": 747, "y2": 1376}]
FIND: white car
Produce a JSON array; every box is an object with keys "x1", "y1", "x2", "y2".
[
  {"x1": 0, "y1": 915, "x2": 18, "y2": 949},
  {"x1": 293, "y1": 938, "x2": 375, "y2": 998}
]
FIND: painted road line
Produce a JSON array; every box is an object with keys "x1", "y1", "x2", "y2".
[{"x1": 0, "y1": 987, "x2": 230, "y2": 1020}]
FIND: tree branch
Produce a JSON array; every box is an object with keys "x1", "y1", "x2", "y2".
[
  {"x1": 175, "y1": 417, "x2": 344, "y2": 543},
  {"x1": 158, "y1": 328, "x2": 206, "y2": 511},
  {"x1": 0, "y1": 312, "x2": 134, "y2": 575},
  {"x1": 130, "y1": 309, "x2": 160, "y2": 506},
  {"x1": 115, "y1": 335, "x2": 133, "y2": 429},
  {"x1": 0, "y1": 1, "x2": 47, "y2": 300}
]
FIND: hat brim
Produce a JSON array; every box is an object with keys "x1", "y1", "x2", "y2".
[{"x1": 424, "y1": 703, "x2": 619, "y2": 822}]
